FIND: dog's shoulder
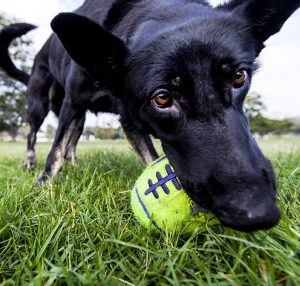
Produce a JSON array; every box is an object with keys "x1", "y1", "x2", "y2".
[
  {"x1": 103, "y1": 0, "x2": 143, "y2": 31},
  {"x1": 103, "y1": 0, "x2": 211, "y2": 32}
]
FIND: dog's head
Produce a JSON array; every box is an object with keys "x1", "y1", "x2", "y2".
[{"x1": 51, "y1": 0, "x2": 299, "y2": 232}]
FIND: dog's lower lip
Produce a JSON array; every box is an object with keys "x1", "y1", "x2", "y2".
[{"x1": 213, "y1": 204, "x2": 281, "y2": 232}]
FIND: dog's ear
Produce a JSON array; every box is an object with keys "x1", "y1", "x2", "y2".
[
  {"x1": 51, "y1": 13, "x2": 128, "y2": 90},
  {"x1": 221, "y1": 0, "x2": 300, "y2": 43}
]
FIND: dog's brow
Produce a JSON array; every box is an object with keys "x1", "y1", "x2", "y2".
[{"x1": 171, "y1": 76, "x2": 182, "y2": 86}]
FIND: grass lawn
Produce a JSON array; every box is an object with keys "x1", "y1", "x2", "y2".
[{"x1": 0, "y1": 136, "x2": 299, "y2": 285}]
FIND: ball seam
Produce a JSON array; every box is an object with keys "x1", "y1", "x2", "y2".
[{"x1": 135, "y1": 188, "x2": 160, "y2": 229}]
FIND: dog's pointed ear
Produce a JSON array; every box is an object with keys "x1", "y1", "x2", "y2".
[
  {"x1": 220, "y1": 0, "x2": 300, "y2": 43},
  {"x1": 51, "y1": 13, "x2": 128, "y2": 90}
]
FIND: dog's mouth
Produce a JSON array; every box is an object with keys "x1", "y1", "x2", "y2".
[
  {"x1": 213, "y1": 207, "x2": 281, "y2": 232},
  {"x1": 181, "y1": 179, "x2": 280, "y2": 232},
  {"x1": 189, "y1": 195, "x2": 280, "y2": 232}
]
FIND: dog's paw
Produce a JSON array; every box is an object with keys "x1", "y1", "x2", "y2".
[
  {"x1": 36, "y1": 173, "x2": 51, "y2": 188},
  {"x1": 23, "y1": 159, "x2": 37, "y2": 170},
  {"x1": 23, "y1": 151, "x2": 37, "y2": 170}
]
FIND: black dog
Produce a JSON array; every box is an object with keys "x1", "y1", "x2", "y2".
[
  {"x1": 0, "y1": 21, "x2": 158, "y2": 170},
  {"x1": 1, "y1": 0, "x2": 299, "y2": 232}
]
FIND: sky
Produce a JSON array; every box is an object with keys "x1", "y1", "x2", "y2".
[{"x1": 0, "y1": 0, "x2": 299, "y2": 129}]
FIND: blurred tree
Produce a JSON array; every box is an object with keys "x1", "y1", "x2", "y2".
[
  {"x1": 245, "y1": 92, "x2": 293, "y2": 135},
  {"x1": 0, "y1": 14, "x2": 33, "y2": 140},
  {"x1": 93, "y1": 127, "x2": 115, "y2": 140},
  {"x1": 289, "y1": 117, "x2": 300, "y2": 134},
  {"x1": 91, "y1": 127, "x2": 126, "y2": 140},
  {"x1": 17, "y1": 125, "x2": 29, "y2": 140},
  {"x1": 82, "y1": 127, "x2": 95, "y2": 141},
  {"x1": 244, "y1": 92, "x2": 265, "y2": 120},
  {"x1": 0, "y1": 80, "x2": 27, "y2": 140},
  {"x1": 250, "y1": 115, "x2": 293, "y2": 135},
  {"x1": 113, "y1": 127, "x2": 125, "y2": 139}
]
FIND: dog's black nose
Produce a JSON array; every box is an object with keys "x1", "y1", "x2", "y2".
[{"x1": 216, "y1": 202, "x2": 281, "y2": 232}]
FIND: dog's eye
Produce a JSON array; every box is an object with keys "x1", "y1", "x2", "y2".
[
  {"x1": 233, "y1": 70, "x2": 247, "y2": 89},
  {"x1": 151, "y1": 89, "x2": 173, "y2": 108}
]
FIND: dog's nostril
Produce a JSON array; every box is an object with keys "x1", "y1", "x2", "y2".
[{"x1": 218, "y1": 205, "x2": 245, "y2": 218}]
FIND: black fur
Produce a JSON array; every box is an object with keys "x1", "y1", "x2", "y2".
[
  {"x1": 1, "y1": 0, "x2": 299, "y2": 232},
  {"x1": 0, "y1": 23, "x2": 36, "y2": 84},
  {"x1": 103, "y1": 0, "x2": 142, "y2": 31}
]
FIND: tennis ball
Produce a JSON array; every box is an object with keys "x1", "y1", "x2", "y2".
[{"x1": 131, "y1": 155, "x2": 218, "y2": 233}]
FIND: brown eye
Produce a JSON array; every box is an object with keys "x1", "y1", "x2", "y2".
[
  {"x1": 151, "y1": 89, "x2": 173, "y2": 108},
  {"x1": 233, "y1": 70, "x2": 247, "y2": 88}
]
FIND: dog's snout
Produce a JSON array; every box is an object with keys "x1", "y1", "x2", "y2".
[{"x1": 216, "y1": 200, "x2": 281, "y2": 232}]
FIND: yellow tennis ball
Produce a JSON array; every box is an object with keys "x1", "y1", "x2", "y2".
[{"x1": 131, "y1": 155, "x2": 218, "y2": 233}]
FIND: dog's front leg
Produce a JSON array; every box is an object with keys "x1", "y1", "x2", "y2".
[
  {"x1": 36, "y1": 100, "x2": 85, "y2": 187},
  {"x1": 64, "y1": 114, "x2": 86, "y2": 165},
  {"x1": 122, "y1": 126, "x2": 158, "y2": 165}
]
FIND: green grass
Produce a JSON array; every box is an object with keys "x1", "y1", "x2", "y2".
[{"x1": 0, "y1": 137, "x2": 299, "y2": 285}]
